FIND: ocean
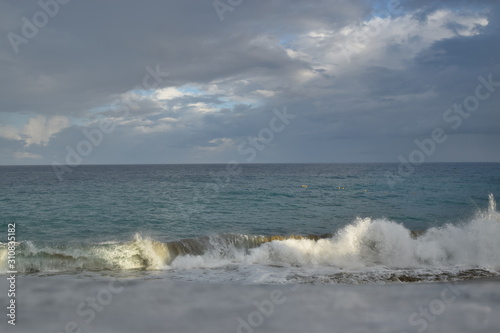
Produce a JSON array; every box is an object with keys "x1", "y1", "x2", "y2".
[{"x1": 1, "y1": 163, "x2": 500, "y2": 332}]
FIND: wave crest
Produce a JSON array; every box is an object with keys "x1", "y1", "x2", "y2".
[{"x1": 1, "y1": 194, "x2": 499, "y2": 283}]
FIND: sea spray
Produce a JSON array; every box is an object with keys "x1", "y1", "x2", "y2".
[{"x1": 1, "y1": 194, "x2": 499, "y2": 284}]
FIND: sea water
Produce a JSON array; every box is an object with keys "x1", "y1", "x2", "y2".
[{"x1": 1, "y1": 163, "x2": 499, "y2": 332}]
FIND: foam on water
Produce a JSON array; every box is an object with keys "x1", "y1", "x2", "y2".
[
  {"x1": 0, "y1": 234, "x2": 170, "y2": 273},
  {"x1": 1, "y1": 194, "x2": 499, "y2": 284},
  {"x1": 171, "y1": 195, "x2": 500, "y2": 270}
]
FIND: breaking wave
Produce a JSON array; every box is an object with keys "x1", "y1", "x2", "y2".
[{"x1": 1, "y1": 194, "x2": 499, "y2": 284}]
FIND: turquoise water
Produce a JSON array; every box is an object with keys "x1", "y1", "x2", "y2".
[
  {"x1": 1, "y1": 163, "x2": 499, "y2": 241},
  {"x1": 1, "y1": 163, "x2": 500, "y2": 283}
]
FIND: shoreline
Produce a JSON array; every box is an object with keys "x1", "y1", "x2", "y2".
[{"x1": 1, "y1": 275, "x2": 499, "y2": 333}]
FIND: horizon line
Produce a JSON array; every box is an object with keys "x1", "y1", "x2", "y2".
[{"x1": 1, "y1": 161, "x2": 499, "y2": 167}]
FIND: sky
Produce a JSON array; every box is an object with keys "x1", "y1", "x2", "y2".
[{"x1": 0, "y1": 0, "x2": 499, "y2": 165}]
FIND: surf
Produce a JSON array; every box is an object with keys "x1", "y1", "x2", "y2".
[{"x1": 1, "y1": 194, "x2": 499, "y2": 284}]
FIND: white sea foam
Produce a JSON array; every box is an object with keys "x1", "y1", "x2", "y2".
[
  {"x1": 2, "y1": 194, "x2": 499, "y2": 284},
  {"x1": 0, "y1": 234, "x2": 169, "y2": 273},
  {"x1": 168, "y1": 194, "x2": 500, "y2": 283}
]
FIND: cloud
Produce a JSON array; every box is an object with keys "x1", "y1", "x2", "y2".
[
  {"x1": 286, "y1": 9, "x2": 489, "y2": 79},
  {"x1": 1, "y1": 115, "x2": 70, "y2": 147},
  {"x1": 155, "y1": 87, "x2": 188, "y2": 100},
  {"x1": 23, "y1": 115, "x2": 70, "y2": 146},
  {"x1": 0, "y1": 0, "x2": 499, "y2": 164},
  {"x1": 0, "y1": 125, "x2": 22, "y2": 141}
]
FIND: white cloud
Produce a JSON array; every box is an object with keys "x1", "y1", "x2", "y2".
[
  {"x1": 158, "y1": 117, "x2": 178, "y2": 123},
  {"x1": 0, "y1": 125, "x2": 22, "y2": 141},
  {"x1": 188, "y1": 102, "x2": 217, "y2": 113},
  {"x1": 288, "y1": 9, "x2": 489, "y2": 75},
  {"x1": 253, "y1": 89, "x2": 276, "y2": 98},
  {"x1": 155, "y1": 87, "x2": 188, "y2": 100},
  {"x1": 1, "y1": 115, "x2": 70, "y2": 147},
  {"x1": 23, "y1": 115, "x2": 70, "y2": 146}
]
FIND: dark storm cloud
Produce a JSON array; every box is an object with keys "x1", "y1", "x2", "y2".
[
  {"x1": 0, "y1": 0, "x2": 499, "y2": 164},
  {"x1": 0, "y1": 0, "x2": 368, "y2": 115}
]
